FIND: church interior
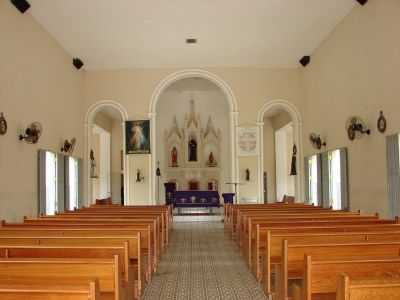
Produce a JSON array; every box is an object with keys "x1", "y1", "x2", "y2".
[{"x1": 1, "y1": 0, "x2": 400, "y2": 299}]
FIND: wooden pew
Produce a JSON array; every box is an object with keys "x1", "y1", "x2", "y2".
[
  {"x1": 336, "y1": 273, "x2": 400, "y2": 300},
  {"x1": 0, "y1": 227, "x2": 153, "y2": 281},
  {"x1": 0, "y1": 243, "x2": 142, "y2": 299},
  {"x1": 259, "y1": 225, "x2": 400, "y2": 295},
  {"x1": 244, "y1": 218, "x2": 397, "y2": 267},
  {"x1": 34, "y1": 214, "x2": 166, "y2": 250},
  {"x1": 52, "y1": 211, "x2": 169, "y2": 245},
  {"x1": 0, "y1": 256, "x2": 125, "y2": 300},
  {"x1": 243, "y1": 214, "x2": 381, "y2": 257},
  {"x1": 0, "y1": 280, "x2": 100, "y2": 300},
  {"x1": 303, "y1": 256, "x2": 400, "y2": 300},
  {"x1": 1, "y1": 221, "x2": 157, "y2": 271},
  {"x1": 280, "y1": 241, "x2": 400, "y2": 300}
]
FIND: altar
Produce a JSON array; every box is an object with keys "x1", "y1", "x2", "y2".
[{"x1": 172, "y1": 190, "x2": 220, "y2": 208}]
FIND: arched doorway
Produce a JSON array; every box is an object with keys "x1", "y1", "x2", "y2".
[
  {"x1": 84, "y1": 100, "x2": 130, "y2": 206},
  {"x1": 149, "y1": 70, "x2": 239, "y2": 204},
  {"x1": 257, "y1": 100, "x2": 303, "y2": 203}
]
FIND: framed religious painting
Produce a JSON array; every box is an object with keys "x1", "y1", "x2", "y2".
[
  {"x1": 125, "y1": 120, "x2": 151, "y2": 154},
  {"x1": 237, "y1": 126, "x2": 259, "y2": 156}
]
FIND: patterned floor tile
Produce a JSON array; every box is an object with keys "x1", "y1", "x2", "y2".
[{"x1": 141, "y1": 222, "x2": 267, "y2": 300}]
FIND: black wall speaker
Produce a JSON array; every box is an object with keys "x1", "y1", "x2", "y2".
[
  {"x1": 299, "y1": 56, "x2": 311, "y2": 67},
  {"x1": 73, "y1": 58, "x2": 84, "y2": 70},
  {"x1": 356, "y1": 0, "x2": 368, "y2": 5},
  {"x1": 10, "y1": 0, "x2": 31, "y2": 13}
]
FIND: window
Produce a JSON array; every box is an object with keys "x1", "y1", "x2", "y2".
[
  {"x1": 45, "y1": 151, "x2": 57, "y2": 215},
  {"x1": 308, "y1": 155, "x2": 319, "y2": 206},
  {"x1": 328, "y1": 149, "x2": 342, "y2": 210},
  {"x1": 67, "y1": 156, "x2": 79, "y2": 210}
]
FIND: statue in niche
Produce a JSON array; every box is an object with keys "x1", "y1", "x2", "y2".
[
  {"x1": 188, "y1": 139, "x2": 197, "y2": 162},
  {"x1": 207, "y1": 151, "x2": 217, "y2": 167},
  {"x1": 245, "y1": 168, "x2": 250, "y2": 181},
  {"x1": 171, "y1": 147, "x2": 178, "y2": 167},
  {"x1": 90, "y1": 149, "x2": 98, "y2": 178}
]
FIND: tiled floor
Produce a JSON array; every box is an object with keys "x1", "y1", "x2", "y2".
[{"x1": 141, "y1": 221, "x2": 267, "y2": 300}]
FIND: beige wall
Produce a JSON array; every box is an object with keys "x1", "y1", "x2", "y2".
[
  {"x1": 0, "y1": 1, "x2": 84, "y2": 221},
  {"x1": 83, "y1": 68, "x2": 303, "y2": 204},
  {"x1": 302, "y1": 0, "x2": 400, "y2": 217}
]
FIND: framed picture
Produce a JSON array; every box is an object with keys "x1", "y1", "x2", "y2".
[
  {"x1": 125, "y1": 120, "x2": 151, "y2": 154},
  {"x1": 237, "y1": 126, "x2": 259, "y2": 156}
]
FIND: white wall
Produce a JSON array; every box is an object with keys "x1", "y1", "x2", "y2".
[{"x1": 0, "y1": 1, "x2": 84, "y2": 222}]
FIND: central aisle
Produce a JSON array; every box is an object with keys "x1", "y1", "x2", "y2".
[{"x1": 142, "y1": 222, "x2": 267, "y2": 300}]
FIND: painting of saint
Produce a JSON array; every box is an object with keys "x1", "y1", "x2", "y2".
[{"x1": 125, "y1": 120, "x2": 150, "y2": 154}]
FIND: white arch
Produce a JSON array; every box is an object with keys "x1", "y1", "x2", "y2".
[
  {"x1": 148, "y1": 69, "x2": 239, "y2": 202},
  {"x1": 256, "y1": 99, "x2": 304, "y2": 203},
  {"x1": 84, "y1": 100, "x2": 130, "y2": 206},
  {"x1": 149, "y1": 69, "x2": 238, "y2": 114}
]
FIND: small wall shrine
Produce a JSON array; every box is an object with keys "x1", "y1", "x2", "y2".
[{"x1": 164, "y1": 99, "x2": 221, "y2": 191}]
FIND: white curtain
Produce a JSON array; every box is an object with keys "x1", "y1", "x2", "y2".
[
  {"x1": 339, "y1": 148, "x2": 349, "y2": 210},
  {"x1": 386, "y1": 134, "x2": 400, "y2": 218}
]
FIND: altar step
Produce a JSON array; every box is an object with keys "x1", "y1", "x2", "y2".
[{"x1": 173, "y1": 207, "x2": 223, "y2": 222}]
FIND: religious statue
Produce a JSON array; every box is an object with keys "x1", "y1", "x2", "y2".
[
  {"x1": 207, "y1": 151, "x2": 217, "y2": 167},
  {"x1": 90, "y1": 149, "x2": 98, "y2": 178},
  {"x1": 245, "y1": 168, "x2": 250, "y2": 181},
  {"x1": 188, "y1": 139, "x2": 197, "y2": 161},
  {"x1": 171, "y1": 147, "x2": 178, "y2": 167}
]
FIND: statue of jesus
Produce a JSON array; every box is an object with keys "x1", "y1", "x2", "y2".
[{"x1": 171, "y1": 147, "x2": 178, "y2": 167}]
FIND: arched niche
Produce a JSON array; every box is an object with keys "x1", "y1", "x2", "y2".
[
  {"x1": 256, "y1": 99, "x2": 304, "y2": 203},
  {"x1": 149, "y1": 69, "x2": 239, "y2": 203},
  {"x1": 84, "y1": 100, "x2": 130, "y2": 206}
]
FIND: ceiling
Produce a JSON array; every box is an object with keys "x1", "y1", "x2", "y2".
[{"x1": 28, "y1": 0, "x2": 356, "y2": 70}]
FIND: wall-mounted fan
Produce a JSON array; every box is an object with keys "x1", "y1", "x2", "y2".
[
  {"x1": 345, "y1": 116, "x2": 370, "y2": 141},
  {"x1": 61, "y1": 138, "x2": 76, "y2": 155},
  {"x1": 19, "y1": 122, "x2": 43, "y2": 144},
  {"x1": 309, "y1": 133, "x2": 326, "y2": 150}
]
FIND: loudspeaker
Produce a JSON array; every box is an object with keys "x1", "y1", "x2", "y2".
[
  {"x1": 299, "y1": 56, "x2": 310, "y2": 67},
  {"x1": 73, "y1": 58, "x2": 84, "y2": 70},
  {"x1": 356, "y1": 0, "x2": 368, "y2": 5},
  {"x1": 10, "y1": 0, "x2": 30, "y2": 13}
]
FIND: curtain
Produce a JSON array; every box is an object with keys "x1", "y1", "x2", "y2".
[
  {"x1": 339, "y1": 148, "x2": 349, "y2": 210},
  {"x1": 321, "y1": 152, "x2": 330, "y2": 208},
  {"x1": 304, "y1": 156, "x2": 310, "y2": 203},
  {"x1": 64, "y1": 156, "x2": 71, "y2": 210},
  {"x1": 386, "y1": 134, "x2": 400, "y2": 218},
  {"x1": 38, "y1": 150, "x2": 47, "y2": 216},
  {"x1": 57, "y1": 154, "x2": 65, "y2": 213},
  {"x1": 315, "y1": 154, "x2": 322, "y2": 206},
  {"x1": 77, "y1": 158, "x2": 84, "y2": 208}
]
